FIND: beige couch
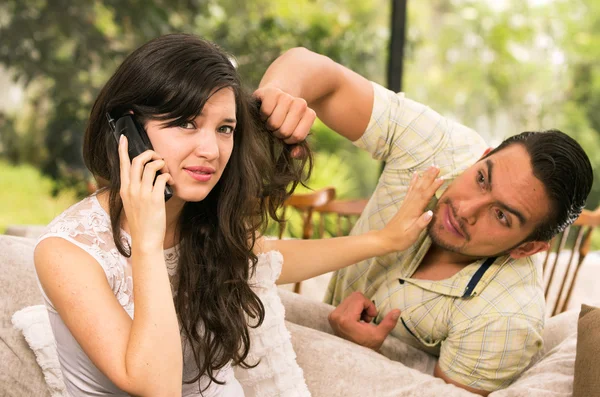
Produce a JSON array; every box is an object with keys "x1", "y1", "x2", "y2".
[{"x1": 0, "y1": 233, "x2": 584, "y2": 396}]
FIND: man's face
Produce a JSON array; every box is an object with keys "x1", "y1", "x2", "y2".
[{"x1": 429, "y1": 144, "x2": 551, "y2": 258}]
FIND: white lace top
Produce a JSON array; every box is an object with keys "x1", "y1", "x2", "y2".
[{"x1": 35, "y1": 194, "x2": 242, "y2": 396}]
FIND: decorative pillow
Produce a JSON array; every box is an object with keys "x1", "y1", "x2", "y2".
[
  {"x1": 11, "y1": 305, "x2": 68, "y2": 397},
  {"x1": 572, "y1": 304, "x2": 600, "y2": 397}
]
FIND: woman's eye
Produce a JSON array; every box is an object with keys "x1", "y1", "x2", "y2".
[
  {"x1": 219, "y1": 125, "x2": 235, "y2": 135},
  {"x1": 179, "y1": 121, "x2": 195, "y2": 129}
]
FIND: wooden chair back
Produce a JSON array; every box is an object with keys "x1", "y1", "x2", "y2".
[
  {"x1": 278, "y1": 187, "x2": 336, "y2": 293},
  {"x1": 314, "y1": 199, "x2": 369, "y2": 237},
  {"x1": 278, "y1": 187, "x2": 336, "y2": 240},
  {"x1": 543, "y1": 224, "x2": 595, "y2": 317}
]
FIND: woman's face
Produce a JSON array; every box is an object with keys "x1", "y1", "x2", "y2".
[{"x1": 145, "y1": 88, "x2": 237, "y2": 203}]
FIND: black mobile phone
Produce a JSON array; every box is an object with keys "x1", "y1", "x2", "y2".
[{"x1": 106, "y1": 113, "x2": 173, "y2": 202}]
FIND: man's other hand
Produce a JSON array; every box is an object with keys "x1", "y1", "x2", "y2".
[{"x1": 328, "y1": 291, "x2": 400, "y2": 351}]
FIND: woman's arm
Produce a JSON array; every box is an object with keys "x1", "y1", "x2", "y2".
[
  {"x1": 35, "y1": 136, "x2": 182, "y2": 396},
  {"x1": 259, "y1": 166, "x2": 443, "y2": 284},
  {"x1": 35, "y1": 240, "x2": 181, "y2": 396}
]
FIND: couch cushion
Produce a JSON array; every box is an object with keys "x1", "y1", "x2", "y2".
[
  {"x1": 573, "y1": 304, "x2": 600, "y2": 397},
  {"x1": 4, "y1": 225, "x2": 47, "y2": 239},
  {"x1": 0, "y1": 235, "x2": 50, "y2": 396},
  {"x1": 491, "y1": 332, "x2": 577, "y2": 397}
]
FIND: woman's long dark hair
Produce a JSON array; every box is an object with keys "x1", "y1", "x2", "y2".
[{"x1": 83, "y1": 34, "x2": 311, "y2": 390}]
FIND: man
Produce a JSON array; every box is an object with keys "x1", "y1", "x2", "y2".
[{"x1": 255, "y1": 47, "x2": 593, "y2": 395}]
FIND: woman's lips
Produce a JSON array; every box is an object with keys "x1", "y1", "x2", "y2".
[{"x1": 184, "y1": 168, "x2": 213, "y2": 182}]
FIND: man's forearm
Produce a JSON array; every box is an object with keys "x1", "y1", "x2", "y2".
[
  {"x1": 259, "y1": 47, "x2": 341, "y2": 106},
  {"x1": 258, "y1": 47, "x2": 374, "y2": 142}
]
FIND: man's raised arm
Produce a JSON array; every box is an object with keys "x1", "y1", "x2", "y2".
[{"x1": 256, "y1": 47, "x2": 374, "y2": 142}]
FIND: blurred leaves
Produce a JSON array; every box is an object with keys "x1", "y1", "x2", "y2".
[
  {"x1": 1, "y1": 0, "x2": 600, "y2": 216},
  {"x1": 0, "y1": 0, "x2": 209, "y2": 193},
  {"x1": 0, "y1": 0, "x2": 387, "y2": 196},
  {"x1": 404, "y1": 0, "x2": 600, "y2": 210}
]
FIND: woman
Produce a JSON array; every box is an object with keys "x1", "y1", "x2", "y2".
[{"x1": 34, "y1": 34, "x2": 442, "y2": 396}]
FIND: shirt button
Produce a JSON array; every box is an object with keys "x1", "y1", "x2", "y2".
[{"x1": 399, "y1": 279, "x2": 405, "y2": 285}]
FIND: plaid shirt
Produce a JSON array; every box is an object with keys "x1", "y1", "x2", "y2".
[{"x1": 324, "y1": 82, "x2": 545, "y2": 391}]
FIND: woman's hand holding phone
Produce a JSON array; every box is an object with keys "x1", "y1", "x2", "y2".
[
  {"x1": 118, "y1": 134, "x2": 174, "y2": 252},
  {"x1": 374, "y1": 166, "x2": 444, "y2": 254}
]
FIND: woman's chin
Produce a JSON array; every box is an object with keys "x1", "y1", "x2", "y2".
[{"x1": 171, "y1": 186, "x2": 212, "y2": 203}]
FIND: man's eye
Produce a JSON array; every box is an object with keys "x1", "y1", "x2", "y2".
[
  {"x1": 477, "y1": 171, "x2": 485, "y2": 184},
  {"x1": 496, "y1": 210, "x2": 508, "y2": 225}
]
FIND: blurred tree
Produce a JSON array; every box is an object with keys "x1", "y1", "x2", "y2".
[
  {"x1": 1, "y1": 0, "x2": 598, "y2": 213},
  {"x1": 0, "y1": 0, "x2": 387, "y2": 197},
  {"x1": 0, "y1": 0, "x2": 209, "y2": 193},
  {"x1": 404, "y1": 0, "x2": 600, "y2": 211},
  {"x1": 192, "y1": 0, "x2": 388, "y2": 87},
  {"x1": 552, "y1": 0, "x2": 600, "y2": 209},
  {"x1": 404, "y1": 1, "x2": 567, "y2": 144}
]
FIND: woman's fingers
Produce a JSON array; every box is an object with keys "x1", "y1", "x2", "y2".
[
  {"x1": 128, "y1": 150, "x2": 164, "y2": 193},
  {"x1": 140, "y1": 159, "x2": 166, "y2": 194},
  {"x1": 413, "y1": 166, "x2": 440, "y2": 193},
  {"x1": 118, "y1": 135, "x2": 131, "y2": 189},
  {"x1": 417, "y1": 210, "x2": 434, "y2": 228},
  {"x1": 152, "y1": 173, "x2": 172, "y2": 199},
  {"x1": 406, "y1": 171, "x2": 419, "y2": 196},
  {"x1": 118, "y1": 137, "x2": 169, "y2": 204},
  {"x1": 404, "y1": 166, "x2": 441, "y2": 213}
]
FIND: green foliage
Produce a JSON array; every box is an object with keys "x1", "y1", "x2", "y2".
[
  {"x1": 552, "y1": 0, "x2": 600, "y2": 209},
  {"x1": 404, "y1": 0, "x2": 600, "y2": 210},
  {"x1": 0, "y1": 0, "x2": 387, "y2": 191},
  {"x1": 3, "y1": 0, "x2": 600, "y2": 247},
  {"x1": 308, "y1": 119, "x2": 381, "y2": 198},
  {"x1": 0, "y1": 0, "x2": 210, "y2": 189},
  {"x1": 193, "y1": 0, "x2": 388, "y2": 87},
  {"x1": 0, "y1": 160, "x2": 78, "y2": 234}
]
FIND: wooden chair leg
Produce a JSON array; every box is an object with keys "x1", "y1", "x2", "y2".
[{"x1": 293, "y1": 281, "x2": 302, "y2": 294}]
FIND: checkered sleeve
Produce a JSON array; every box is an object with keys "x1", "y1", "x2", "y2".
[
  {"x1": 353, "y1": 82, "x2": 450, "y2": 170},
  {"x1": 437, "y1": 314, "x2": 543, "y2": 391}
]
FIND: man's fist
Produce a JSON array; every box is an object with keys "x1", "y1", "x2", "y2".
[
  {"x1": 328, "y1": 291, "x2": 401, "y2": 351},
  {"x1": 254, "y1": 86, "x2": 316, "y2": 157}
]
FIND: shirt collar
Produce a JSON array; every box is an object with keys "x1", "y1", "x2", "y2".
[{"x1": 400, "y1": 234, "x2": 512, "y2": 298}]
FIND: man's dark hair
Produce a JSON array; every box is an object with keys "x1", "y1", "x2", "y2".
[{"x1": 486, "y1": 130, "x2": 593, "y2": 242}]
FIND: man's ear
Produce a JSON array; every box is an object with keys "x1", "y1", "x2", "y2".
[
  {"x1": 509, "y1": 240, "x2": 550, "y2": 259},
  {"x1": 479, "y1": 147, "x2": 493, "y2": 160}
]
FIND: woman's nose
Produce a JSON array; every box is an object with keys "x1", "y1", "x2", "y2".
[{"x1": 193, "y1": 131, "x2": 220, "y2": 160}]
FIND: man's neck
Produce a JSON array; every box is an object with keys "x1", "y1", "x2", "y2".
[{"x1": 423, "y1": 243, "x2": 485, "y2": 267}]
